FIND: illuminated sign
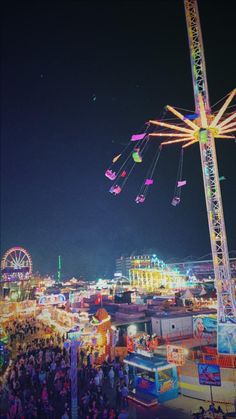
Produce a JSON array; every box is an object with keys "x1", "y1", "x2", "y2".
[
  {"x1": 198, "y1": 363, "x2": 221, "y2": 387},
  {"x1": 38, "y1": 294, "x2": 66, "y2": 305},
  {"x1": 167, "y1": 345, "x2": 185, "y2": 366},
  {"x1": 193, "y1": 315, "x2": 217, "y2": 338}
]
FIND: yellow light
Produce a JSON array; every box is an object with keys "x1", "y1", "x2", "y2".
[
  {"x1": 161, "y1": 137, "x2": 194, "y2": 146},
  {"x1": 182, "y1": 139, "x2": 198, "y2": 148},
  {"x1": 149, "y1": 120, "x2": 193, "y2": 134}
]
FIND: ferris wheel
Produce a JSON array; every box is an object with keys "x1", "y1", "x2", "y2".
[{"x1": 1, "y1": 247, "x2": 33, "y2": 280}]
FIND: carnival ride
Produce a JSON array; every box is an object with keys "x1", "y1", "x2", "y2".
[
  {"x1": 105, "y1": 0, "x2": 236, "y2": 354},
  {"x1": 1, "y1": 247, "x2": 33, "y2": 281}
]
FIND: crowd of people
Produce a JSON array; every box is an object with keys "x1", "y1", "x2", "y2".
[
  {"x1": 4, "y1": 318, "x2": 63, "y2": 347},
  {"x1": 0, "y1": 318, "x2": 130, "y2": 418},
  {"x1": 192, "y1": 403, "x2": 226, "y2": 419}
]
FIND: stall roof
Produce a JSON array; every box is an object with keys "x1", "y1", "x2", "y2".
[
  {"x1": 150, "y1": 308, "x2": 216, "y2": 319},
  {"x1": 124, "y1": 353, "x2": 174, "y2": 372}
]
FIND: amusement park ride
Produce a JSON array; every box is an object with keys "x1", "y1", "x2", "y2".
[
  {"x1": 1, "y1": 247, "x2": 33, "y2": 281},
  {"x1": 106, "y1": 0, "x2": 236, "y2": 354}
]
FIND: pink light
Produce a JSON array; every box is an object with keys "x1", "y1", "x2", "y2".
[
  {"x1": 145, "y1": 179, "x2": 153, "y2": 185},
  {"x1": 135, "y1": 195, "x2": 145, "y2": 203},
  {"x1": 109, "y1": 185, "x2": 122, "y2": 195},
  {"x1": 131, "y1": 133, "x2": 146, "y2": 141},
  {"x1": 177, "y1": 180, "x2": 187, "y2": 187},
  {"x1": 105, "y1": 170, "x2": 116, "y2": 180}
]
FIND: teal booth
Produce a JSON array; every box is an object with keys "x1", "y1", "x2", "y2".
[{"x1": 124, "y1": 353, "x2": 179, "y2": 403}]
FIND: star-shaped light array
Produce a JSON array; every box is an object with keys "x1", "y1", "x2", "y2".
[{"x1": 148, "y1": 89, "x2": 236, "y2": 148}]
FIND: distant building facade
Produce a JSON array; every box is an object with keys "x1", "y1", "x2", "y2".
[
  {"x1": 116, "y1": 255, "x2": 186, "y2": 292},
  {"x1": 116, "y1": 254, "x2": 236, "y2": 284},
  {"x1": 115, "y1": 254, "x2": 162, "y2": 278},
  {"x1": 168, "y1": 257, "x2": 236, "y2": 280}
]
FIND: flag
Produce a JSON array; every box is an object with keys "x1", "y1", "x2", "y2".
[
  {"x1": 145, "y1": 179, "x2": 154, "y2": 185},
  {"x1": 112, "y1": 154, "x2": 121, "y2": 163},
  {"x1": 95, "y1": 294, "x2": 101, "y2": 305},
  {"x1": 177, "y1": 180, "x2": 187, "y2": 187},
  {"x1": 183, "y1": 113, "x2": 199, "y2": 120},
  {"x1": 131, "y1": 133, "x2": 146, "y2": 141}
]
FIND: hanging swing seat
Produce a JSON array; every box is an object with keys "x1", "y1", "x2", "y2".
[
  {"x1": 109, "y1": 185, "x2": 122, "y2": 195},
  {"x1": 177, "y1": 180, "x2": 186, "y2": 187},
  {"x1": 171, "y1": 197, "x2": 181, "y2": 206},
  {"x1": 145, "y1": 179, "x2": 154, "y2": 185},
  {"x1": 131, "y1": 133, "x2": 146, "y2": 141},
  {"x1": 135, "y1": 194, "x2": 145, "y2": 203},
  {"x1": 105, "y1": 170, "x2": 117, "y2": 180},
  {"x1": 132, "y1": 150, "x2": 142, "y2": 163}
]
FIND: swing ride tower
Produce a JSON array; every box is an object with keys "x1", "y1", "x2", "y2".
[
  {"x1": 184, "y1": 0, "x2": 236, "y2": 354},
  {"x1": 150, "y1": 0, "x2": 236, "y2": 354},
  {"x1": 105, "y1": 0, "x2": 236, "y2": 354}
]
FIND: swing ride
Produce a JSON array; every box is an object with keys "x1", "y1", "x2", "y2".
[{"x1": 104, "y1": 0, "x2": 236, "y2": 355}]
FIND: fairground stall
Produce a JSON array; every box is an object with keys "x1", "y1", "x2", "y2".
[
  {"x1": 124, "y1": 352, "x2": 179, "y2": 406},
  {"x1": 125, "y1": 328, "x2": 178, "y2": 405}
]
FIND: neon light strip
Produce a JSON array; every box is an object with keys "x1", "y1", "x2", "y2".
[
  {"x1": 198, "y1": 94, "x2": 208, "y2": 128},
  {"x1": 215, "y1": 135, "x2": 235, "y2": 139},
  {"x1": 161, "y1": 137, "x2": 194, "y2": 145},
  {"x1": 149, "y1": 133, "x2": 194, "y2": 137},
  {"x1": 218, "y1": 121, "x2": 236, "y2": 131},
  {"x1": 217, "y1": 112, "x2": 236, "y2": 128},
  {"x1": 127, "y1": 395, "x2": 158, "y2": 407},
  {"x1": 149, "y1": 120, "x2": 193, "y2": 134},
  {"x1": 210, "y1": 89, "x2": 236, "y2": 128},
  {"x1": 182, "y1": 139, "x2": 198, "y2": 148},
  {"x1": 219, "y1": 128, "x2": 236, "y2": 134},
  {"x1": 166, "y1": 105, "x2": 199, "y2": 130},
  {"x1": 123, "y1": 360, "x2": 154, "y2": 371}
]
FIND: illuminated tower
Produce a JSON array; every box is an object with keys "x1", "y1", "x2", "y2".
[{"x1": 57, "y1": 255, "x2": 62, "y2": 284}]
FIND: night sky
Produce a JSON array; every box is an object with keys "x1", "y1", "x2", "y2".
[{"x1": 1, "y1": 0, "x2": 236, "y2": 279}]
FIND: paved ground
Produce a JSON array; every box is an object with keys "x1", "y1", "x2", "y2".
[
  {"x1": 102, "y1": 374, "x2": 235, "y2": 419},
  {"x1": 127, "y1": 395, "x2": 235, "y2": 419}
]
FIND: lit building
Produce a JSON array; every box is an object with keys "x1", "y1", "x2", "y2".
[
  {"x1": 128, "y1": 255, "x2": 186, "y2": 292},
  {"x1": 168, "y1": 257, "x2": 236, "y2": 280},
  {"x1": 115, "y1": 254, "x2": 163, "y2": 278}
]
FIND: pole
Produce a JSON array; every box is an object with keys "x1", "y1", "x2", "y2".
[
  {"x1": 210, "y1": 385, "x2": 215, "y2": 419},
  {"x1": 71, "y1": 340, "x2": 78, "y2": 419}
]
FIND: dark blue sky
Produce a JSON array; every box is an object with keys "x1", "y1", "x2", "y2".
[{"x1": 1, "y1": 1, "x2": 236, "y2": 279}]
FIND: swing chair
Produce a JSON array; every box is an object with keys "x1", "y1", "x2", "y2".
[
  {"x1": 171, "y1": 148, "x2": 186, "y2": 206},
  {"x1": 109, "y1": 185, "x2": 122, "y2": 195},
  {"x1": 105, "y1": 169, "x2": 117, "y2": 180},
  {"x1": 132, "y1": 148, "x2": 143, "y2": 163},
  {"x1": 135, "y1": 145, "x2": 162, "y2": 204}
]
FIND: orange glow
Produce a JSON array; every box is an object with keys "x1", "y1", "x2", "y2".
[
  {"x1": 198, "y1": 93, "x2": 208, "y2": 128},
  {"x1": 218, "y1": 128, "x2": 236, "y2": 134},
  {"x1": 182, "y1": 139, "x2": 198, "y2": 148},
  {"x1": 215, "y1": 134, "x2": 235, "y2": 139},
  {"x1": 161, "y1": 137, "x2": 194, "y2": 145},
  {"x1": 218, "y1": 121, "x2": 236, "y2": 131},
  {"x1": 217, "y1": 112, "x2": 236, "y2": 128},
  {"x1": 150, "y1": 132, "x2": 194, "y2": 137},
  {"x1": 149, "y1": 120, "x2": 193, "y2": 134},
  {"x1": 210, "y1": 89, "x2": 236, "y2": 128}
]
